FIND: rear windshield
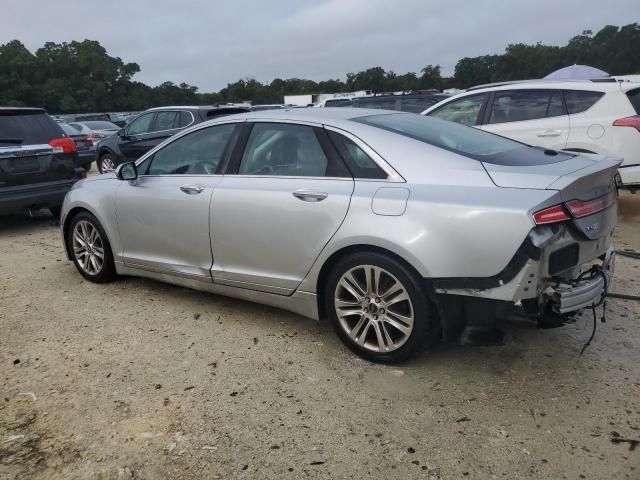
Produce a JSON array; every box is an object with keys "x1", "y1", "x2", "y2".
[
  {"x1": 627, "y1": 88, "x2": 640, "y2": 114},
  {"x1": 82, "y1": 121, "x2": 119, "y2": 130},
  {"x1": 354, "y1": 113, "x2": 573, "y2": 166},
  {"x1": 0, "y1": 111, "x2": 62, "y2": 146}
]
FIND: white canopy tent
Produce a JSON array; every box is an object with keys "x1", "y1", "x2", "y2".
[{"x1": 544, "y1": 65, "x2": 610, "y2": 80}]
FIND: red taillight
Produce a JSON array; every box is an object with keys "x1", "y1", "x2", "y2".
[
  {"x1": 49, "y1": 137, "x2": 77, "y2": 153},
  {"x1": 533, "y1": 204, "x2": 570, "y2": 225},
  {"x1": 612, "y1": 115, "x2": 640, "y2": 132},
  {"x1": 565, "y1": 191, "x2": 617, "y2": 218}
]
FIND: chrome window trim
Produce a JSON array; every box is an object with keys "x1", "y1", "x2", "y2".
[{"x1": 323, "y1": 125, "x2": 405, "y2": 183}]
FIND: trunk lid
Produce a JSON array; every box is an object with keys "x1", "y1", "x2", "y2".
[{"x1": 482, "y1": 151, "x2": 621, "y2": 240}]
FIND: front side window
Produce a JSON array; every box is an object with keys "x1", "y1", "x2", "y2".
[
  {"x1": 144, "y1": 123, "x2": 237, "y2": 175},
  {"x1": 564, "y1": 90, "x2": 605, "y2": 114},
  {"x1": 153, "y1": 111, "x2": 179, "y2": 132},
  {"x1": 488, "y1": 90, "x2": 565, "y2": 124},
  {"x1": 429, "y1": 94, "x2": 487, "y2": 126},
  {"x1": 126, "y1": 113, "x2": 154, "y2": 136},
  {"x1": 239, "y1": 123, "x2": 330, "y2": 177}
]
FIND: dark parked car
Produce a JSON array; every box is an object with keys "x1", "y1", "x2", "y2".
[
  {"x1": 352, "y1": 93, "x2": 450, "y2": 113},
  {"x1": 0, "y1": 107, "x2": 84, "y2": 217},
  {"x1": 94, "y1": 106, "x2": 250, "y2": 173},
  {"x1": 72, "y1": 113, "x2": 128, "y2": 128}
]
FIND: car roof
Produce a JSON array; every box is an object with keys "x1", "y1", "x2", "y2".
[
  {"x1": 465, "y1": 79, "x2": 630, "y2": 93},
  {"x1": 206, "y1": 107, "x2": 404, "y2": 126},
  {"x1": 145, "y1": 105, "x2": 250, "y2": 112},
  {"x1": 0, "y1": 107, "x2": 46, "y2": 114}
]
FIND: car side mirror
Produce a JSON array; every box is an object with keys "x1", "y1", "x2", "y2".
[
  {"x1": 116, "y1": 162, "x2": 137, "y2": 181},
  {"x1": 117, "y1": 128, "x2": 127, "y2": 138}
]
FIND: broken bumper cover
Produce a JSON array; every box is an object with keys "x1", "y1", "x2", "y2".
[{"x1": 548, "y1": 249, "x2": 615, "y2": 314}]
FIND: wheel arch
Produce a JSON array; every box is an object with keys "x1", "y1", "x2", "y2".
[
  {"x1": 314, "y1": 244, "x2": 438, "y2": 322},
  {"x1": 62, "y1": 205, "x2": 116, "y2": 261}
]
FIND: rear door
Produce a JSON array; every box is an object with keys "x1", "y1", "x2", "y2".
[
  {"x1": 480, "y1": 89, "x2": 569, "y2": 149},
  {"x1": 210, "y1": 121, "x2": 354, "y2": 295}
]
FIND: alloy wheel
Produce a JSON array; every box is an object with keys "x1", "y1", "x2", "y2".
[
  {"x1": 334, "y1": 265, "x2": 414, "y2": 353},
  {"x1": 100, "y1": 156, "x2": 116, "y2": 173},
  {"x1": 72, "y1": 220, "x2": 105, "y2": 275}
]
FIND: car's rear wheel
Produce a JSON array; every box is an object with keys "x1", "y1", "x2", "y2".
[
  {"x1": 98, "y1": 154, "x2": 117, "y2": 174},
  {"x1": 325, "y1": 252, "x2": 436, "y2": 363},
  {"x1": 67, "y1": 212, "x2": 116, "y2": 283}
]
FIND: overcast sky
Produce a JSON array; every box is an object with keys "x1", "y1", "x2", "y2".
[{"x1": 2, "y1": 0, "x2": 639, "y2": 92}]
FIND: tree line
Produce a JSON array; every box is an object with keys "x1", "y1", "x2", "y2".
[{"x1": 0, "y1": 24, "x2": 638, "y2": 114}]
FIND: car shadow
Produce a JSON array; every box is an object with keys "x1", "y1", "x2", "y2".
[{"x1": 0, "y1": 210, "x2": 59, "y2": 235}]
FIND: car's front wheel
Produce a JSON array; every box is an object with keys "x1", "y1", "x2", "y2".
[
  {"x1": 67, "y1": 212, "x2": 117, "y2": 283},
  {"x1": 325, "y1": 252, "x2": 437, "y2": 363},
  {"x1": 98, "y1": 153, "x2": 117, "y2": 174}
]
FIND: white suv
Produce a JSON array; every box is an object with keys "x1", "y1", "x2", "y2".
[{"x1": 421, "y1": 79, "x2": 640, "y2": 187}]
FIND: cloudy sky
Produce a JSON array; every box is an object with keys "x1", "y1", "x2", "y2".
[{"x1": 2, "y1": 0, "x2": 639, "y2": 92}]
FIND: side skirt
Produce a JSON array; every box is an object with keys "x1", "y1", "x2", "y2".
[{"x1": 115, "y1": 262, "x2": 319, "y2": 320}]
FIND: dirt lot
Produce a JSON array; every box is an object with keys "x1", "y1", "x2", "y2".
[{"x1": 1, "y1": 190, "x2": 638, "y2": 480}]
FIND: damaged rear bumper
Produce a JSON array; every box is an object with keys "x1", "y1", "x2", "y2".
[{"x1": 547, "y1": 249, "x2": 614, "y2": 314}]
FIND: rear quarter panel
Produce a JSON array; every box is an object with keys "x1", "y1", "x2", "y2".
[{"x1": 298, "y1": 180, "x2": 555, "y2": 293}]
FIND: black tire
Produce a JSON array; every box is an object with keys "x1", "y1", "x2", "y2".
[
  {"x1": 324, "y1": 251, "x2": 437, "y2": 363},
  {"x1": 49, "y1": 206, "x2": 61, "y2": 220},
  {"x1": 82, "y1": 162, "x2": 92, "y2": 172},
  {"x1": 67, "y1": 211, "x2": 117, "y2": 283},
  {"x1": 98, "y1": 153, "x2": 117, "y2": 174}
]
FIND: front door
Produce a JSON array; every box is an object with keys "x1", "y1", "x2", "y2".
[
  {"x1": 115, "y1": 122, "x2": 240, "y2": 279},
  {"x1": 210, "y1": 122, "x2": 354, "y2": 295}
]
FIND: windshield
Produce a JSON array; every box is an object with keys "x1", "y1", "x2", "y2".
[
  {"x1": 82, "y1": 121, "x2": 119, "y2": 130},
  {"x1": 354, "y1": 113, "x2": 573, "y2": 165}
]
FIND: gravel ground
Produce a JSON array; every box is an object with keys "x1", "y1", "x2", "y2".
[{"x1": 0, "y1": 190, "x2": 638, "y2": 480}]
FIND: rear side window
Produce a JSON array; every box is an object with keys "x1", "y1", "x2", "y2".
[
  {"x1": 488, "y1": 90, "x2": 564, "y2": 124},
  {"x1": 327, "y1": 130, "x2": 387, "y2": 179},
  {"x1": 177, "y1": 111, "x2": 194, "y2": 128},
  {"x1": 627, "y1": 88, "x2": 640, "y2": 114},
  {"x1": 563, "y1": 90, "x2": 604, "y2": 114},
  {"x1": 0, "y1": 111, "x2": 62, "y2": 145},
  {"x1": 429, "y1": 94, "x2": 487, "y2": 126}
]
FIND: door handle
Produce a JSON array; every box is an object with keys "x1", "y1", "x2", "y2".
[
  {"x1": 536, "y1": 130, "x2": 562, "y2": 138},
  {"x1": 292, "y1": 190, "x2": 328, "y2": 202},
  {"x1": 180, "y1": 184, "x2": 206, "y2": 195}
]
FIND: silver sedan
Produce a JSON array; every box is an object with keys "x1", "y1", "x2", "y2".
[{"x1": 60, "y1": 108, "x2": 619, "y2": 362}]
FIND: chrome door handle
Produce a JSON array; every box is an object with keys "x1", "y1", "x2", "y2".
[
  {"x1": 180, "y1": 184, "x2": 206, "y2": 195},
  {"x1": 536, "y1": 130, "x2": 562, "y2": 138},
  {"x1": 292, "y1": 190, "x2": 328, "y2": 202}
]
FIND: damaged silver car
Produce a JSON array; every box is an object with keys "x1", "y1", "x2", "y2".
[{"x1": 60, "y1": 109, "x2": 618, "y2": 362}]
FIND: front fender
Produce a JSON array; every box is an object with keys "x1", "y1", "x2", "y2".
[{"x1": 61, "y1": 178, "x2": 121, "y2": 261}]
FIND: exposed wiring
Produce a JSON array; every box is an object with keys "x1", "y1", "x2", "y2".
[{"x1": 580, "y1": 267, "x2": 608, "y2": 355}]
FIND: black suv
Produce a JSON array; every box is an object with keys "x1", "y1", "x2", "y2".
[
  {"x1": 352, "y1": 92, "x2": 450, "y2": 113},
  {"x1": 1, "y1": 107, "x2": 83, "y2": 217},
  {"x1": 94, "y1": 106, "x2": 249, "y2": 173}
]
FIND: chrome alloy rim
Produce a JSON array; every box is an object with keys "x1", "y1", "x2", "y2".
[
  {"x1": 334, "y1": 265, "x2": 414, "y2": 353},
  {"x1": 72, "y1": 220, "x2": 105, "y2": 275},
  {"x1": 101, "y1": 157, "x2": 116, "y2": 173}
]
